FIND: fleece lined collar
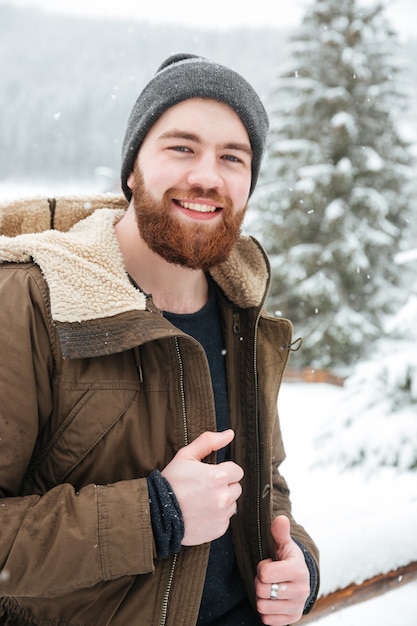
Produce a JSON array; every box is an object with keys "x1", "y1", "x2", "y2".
[{"x1": 0, "y1": 194, "x2": 270, "y2": 325}]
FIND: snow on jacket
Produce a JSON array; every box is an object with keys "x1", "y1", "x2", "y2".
[{"x1": 0, "y1": 195, "x2": 319, "y2": 625}]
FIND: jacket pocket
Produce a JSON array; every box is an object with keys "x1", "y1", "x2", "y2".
[{"x1": 21, "y1": 388, "x2": 137, "y2": 495}]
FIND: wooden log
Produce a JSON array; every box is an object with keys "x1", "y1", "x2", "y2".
[{"x1": 299, "y1": 561, "x2": 417, "y2": 623}]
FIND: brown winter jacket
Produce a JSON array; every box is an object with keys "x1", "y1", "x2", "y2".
[{"x1": 0, "y1": 195, "x2": 319, "y2": 625}]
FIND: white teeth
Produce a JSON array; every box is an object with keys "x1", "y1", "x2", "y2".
[{"x1": 179, "y1": 201, "x2": 217, "y2": 213}]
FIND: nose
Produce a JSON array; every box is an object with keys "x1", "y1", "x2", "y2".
[{"x1": 186, "y1": 152, "x2": 223, "y2": 190}]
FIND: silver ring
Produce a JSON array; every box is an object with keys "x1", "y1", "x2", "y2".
[{"x1": 270, "y1": 582, "x2": 279, "y2": 600}]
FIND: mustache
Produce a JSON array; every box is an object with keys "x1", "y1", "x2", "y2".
[{"x1": 163, "y1": 187, "x2": 233, "y2": 209}]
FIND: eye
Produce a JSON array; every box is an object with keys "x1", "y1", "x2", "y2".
[
  {"x1": 222, "y1": 153, "x2": 252, "y2": 168},
  {"x1": 170, "y1": 145, "x2": 192, "y2": 153},
  {"x1": 222, "y1": 154, "x2": 242, "y2": 163}
]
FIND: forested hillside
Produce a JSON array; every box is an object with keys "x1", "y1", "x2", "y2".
[{"x1": 0, "y1": 5, "x2": 288, "y2": 185}]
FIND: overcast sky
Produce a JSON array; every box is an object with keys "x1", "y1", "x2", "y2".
[{"x1": 2, "y1": 0, "x2": 416, "y2": 37}]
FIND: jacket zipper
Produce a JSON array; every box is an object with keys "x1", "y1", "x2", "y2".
[
  {"x1": 174, "y1": 337, "x2": 189, "y2": 447},
  {"x1": 159, "y1": 338, "x2": 188, "y2": 626},
  {"x1": 159, "y1": 553, "x2": 178, "y2": 626}
]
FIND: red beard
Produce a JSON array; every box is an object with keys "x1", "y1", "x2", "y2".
[{"x1": 131, "y1": 163, "x2": 247, "y2": 271}]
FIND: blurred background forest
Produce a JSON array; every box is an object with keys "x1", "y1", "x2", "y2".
[
  {"x1": 0, "y1": 3, "x2": 416, "y2": 187},
  {"x1": 0, "y1": 4, "x2": 290, "y2": 185}
]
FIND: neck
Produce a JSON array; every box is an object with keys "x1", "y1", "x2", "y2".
[{"x1": 114, "y1": 204, "x2": 209, "y2": 314}]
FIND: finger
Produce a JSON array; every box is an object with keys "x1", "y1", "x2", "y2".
[
  {"x1": 255, "y1": 576, "x2": 289, "y2": 600},
  {"x1": 216, "y1": 460, "x2": 244, "y2": 484},
  {"x1": 257, "y1": 602, "x2": 293, "y2": 626},
  {"x1": 256, "y1": 558, "x2": 274, "y2": 582},
  {"x1": 257, "y1": 557, "x2": 295, "y2": 586},
  {"x1": 223, "y1": 480, "x2": 242, "y2": 507},
  {"x1": 180, "y1": 430, "x2": 235, "y2": 462},
  {"x1": 271, "y1": 515, "x2": 291, "y2": 550},
  {"x1": 213, "y1": 478, "x2": 242, "y2": 512}
]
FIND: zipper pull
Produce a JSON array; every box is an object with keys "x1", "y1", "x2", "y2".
[
  {"x1": 133, "y1": 347, "x2": 143, "y2": 382},
  {"x1": 233, "y1": 311, "x2": 241, "y2": 334},
  {"x1": 289, "y1": 337, "x2": 303, "y2": 352}
]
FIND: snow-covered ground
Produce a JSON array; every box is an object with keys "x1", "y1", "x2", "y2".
[{"x1": 278, "y1": 382, "x2": 417, "y2": 624}]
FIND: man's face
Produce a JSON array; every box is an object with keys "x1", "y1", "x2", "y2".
[{"x1": 127, "y1": 98, "x2": 252, "y2": 270}]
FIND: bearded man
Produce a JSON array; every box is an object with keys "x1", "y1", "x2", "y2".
[{"x1": 0, "y1": 53, "x2": 319, "y2": 626}]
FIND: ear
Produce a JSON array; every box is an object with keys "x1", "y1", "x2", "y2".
[{"x1": 127, "y1": 171, "x2": 135, "y2": 189}]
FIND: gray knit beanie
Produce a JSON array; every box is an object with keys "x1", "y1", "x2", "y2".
[{"x1": 121, "y1": 52, "x2": 269, "y2": 201}]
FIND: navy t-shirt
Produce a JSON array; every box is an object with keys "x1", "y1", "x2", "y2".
[{"x1": 164, "y1": 282, "x2": 261, "y2": 625}]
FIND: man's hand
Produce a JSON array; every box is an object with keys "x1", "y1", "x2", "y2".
[
  {"x1": 161, "y1": 430, "x2": 243, "y2": 546},
  {"x1": 255, "y1": 515, "x2": 310, "y2": 625}
]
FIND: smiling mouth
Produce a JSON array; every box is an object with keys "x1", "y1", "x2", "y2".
[{"x1": 175, "y1": 200, "x2": 222, "y2": 213}]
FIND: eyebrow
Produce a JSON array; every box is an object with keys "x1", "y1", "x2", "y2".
[{"x1": 158, "y1": 130, "x2": 253, "y2": 157}]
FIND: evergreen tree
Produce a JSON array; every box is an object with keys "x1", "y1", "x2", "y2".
[
  {"x1": 315, "y1": 250, "x2": 417, "y2": 472},
  {"x1": 253, "y1": 0, "x2": 414, "y2": 368}
]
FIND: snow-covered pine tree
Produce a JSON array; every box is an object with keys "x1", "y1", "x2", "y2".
[
  {"x1": 315, "y1": 249, "x2": 417, "y2": 472},
  {"x1": 253, "y1": 0, "x2": 414, "y2": 368}
]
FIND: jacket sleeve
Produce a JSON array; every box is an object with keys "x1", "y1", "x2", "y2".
[
  {"x1": 271, "y1": 408, "x2": 320, "y2": 612},
  {"x1": 0, "y1": 264, "x2": 155, "y2": 598}
]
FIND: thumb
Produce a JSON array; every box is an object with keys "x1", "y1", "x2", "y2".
[
  {"x1": 183, "y1": 429, "x2": 235, "y2": 462},
  {"x1": 271, "y1": 515, "x2": 292, "y2": 552}
]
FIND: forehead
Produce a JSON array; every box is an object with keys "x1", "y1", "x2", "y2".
[{"x1": 147, "y1": 97, "x2": 250, "y2": 143}]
